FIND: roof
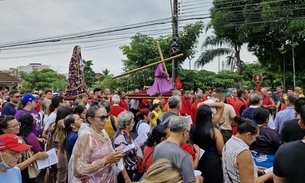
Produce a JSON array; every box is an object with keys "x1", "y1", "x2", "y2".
[{"x1": 0, "y1": 73, "x2": 21, "y2": 83}]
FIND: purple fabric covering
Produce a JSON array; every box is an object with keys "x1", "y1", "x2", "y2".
[
  {"x1": 147, "y1": 63, "x2": 172, "y2": 96},
  {"x1": 65, "y1": 45, "x2": 88, "y2": 97},
  {"x1": 15, "y1": 109, "x2": 42, "y2": 138}
]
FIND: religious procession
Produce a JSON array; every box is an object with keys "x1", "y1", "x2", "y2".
[{"x1": 1, "y1": 0, "x2": 305, "y2": 183}]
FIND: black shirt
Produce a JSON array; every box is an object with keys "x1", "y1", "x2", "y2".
[
  {"x1": 250, "y1": 126, "x2": 281, "y2": 154},
  {"x1": 281, "y1": 118, "x2": 305, "y2": 143},
  {"x1": 274, "y1": 140, "x2": 305, "y2": 183}
]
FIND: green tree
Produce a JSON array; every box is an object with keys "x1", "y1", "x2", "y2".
[
  {"x1": 20, "y1": 69, "x2": 66, "y2": 92},
  {"x1": 118, "y1": 21, "x2": 204, "y2": 90},
  {"x1": 194, "y1": 0, "x2": 246, "y2": 76},
  {"x1": 83, "y1": 60, "x2": 96, "y2": 88}
]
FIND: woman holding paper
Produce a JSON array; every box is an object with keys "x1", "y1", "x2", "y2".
[
  {"x1": 68, "y1": 102, "x2": 126, "y2": 183},
  {"x1": 222, "y1": 117, "x2": 273, "y2": 183},
  {"x1": 0, "y1": 115, "x2": 48, "y2": 183},
  {"x1": 113, "y1": 111, "x2": 138, "y2": 183}
]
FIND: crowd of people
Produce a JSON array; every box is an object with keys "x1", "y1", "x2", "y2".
[{"x1": 0, "y1": 85, "x2": 305, "y2": 183}]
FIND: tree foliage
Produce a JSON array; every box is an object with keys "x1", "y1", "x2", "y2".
[
  {"x1": 20, "y1": 69, "x2": 67, "y2": 92},
  {"x1": 118, "y1": 21, "x2": 204, "y2": 90},
  {"x1": 83, "y1": 60, "x2": 96, "y2": 88},
  {"x1": 207, "y1": 0, "x2": 305, "y2": 86}
]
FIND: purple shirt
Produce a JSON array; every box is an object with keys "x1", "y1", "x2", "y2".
[
  {"x1": 25, "y1": 132, "x2": 43, "y2": 153},
  {"x1": 15, "y1": 109, "x2": 42, "y2": 137}
]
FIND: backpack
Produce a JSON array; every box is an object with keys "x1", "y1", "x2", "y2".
[{"x1": 160, "y1": 114, "x2": 177, "y2": 126}]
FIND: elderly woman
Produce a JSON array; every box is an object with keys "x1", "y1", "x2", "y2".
[
  {"x1": 113, "y1": 111, "x2": 137, "y2": 183},
  {"x1": 222, "y1": 116, "x2": 273, "y2": 183},
  {"x1": 0, "y1": 115, "x2": 48, "y2": 183},
  {"x1": 68, "y1": 102, "x2": 126, "y2": 183}
]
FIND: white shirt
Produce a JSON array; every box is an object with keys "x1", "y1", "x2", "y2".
[
  {"x1": 136, "y1": 122, "x2": 150, "y2": 136},
  {"x1": 129, "y1": 99, "x2": 139, "y2": 110},
  {"x1": 43, "y1": 112, "x2": 57, "y2": 131}
]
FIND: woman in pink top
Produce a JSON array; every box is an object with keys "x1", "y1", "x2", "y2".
[{"x1": 68, "y1": 102, "x2": 126, "y2": 183}]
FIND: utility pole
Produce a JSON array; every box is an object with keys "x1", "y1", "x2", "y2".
[
  {"x1": 292, "y1": 36, "x2": 296, "y2": 89},
  {"x1": 170, "y1": 0, "x2": 180, "y2": 89}
]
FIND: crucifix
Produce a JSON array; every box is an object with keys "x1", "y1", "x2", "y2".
[{"x1": 112, "y1": 42, "x2": 183, "y2": 79}]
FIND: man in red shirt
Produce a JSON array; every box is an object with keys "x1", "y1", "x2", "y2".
[
  {"x1": 261, "y1": 88, "x2": 272, "y2": 109},
  {"x1": 118, "y1": 91, "x2": 129, "y2": 110},
  {"x1": 233, "y1": 89, "x2": 249, "y2": 116},
  {"x1": 190, "y1": 92, "x2": 204, "y2": 125},
  {"x1": 180, "y1": 89, "x2": 191, "y2": 116},
  {"x1": 89, "y1": 88, "x2": 102, "y2": 103},
  {"x1": 110, "y1": 94, "x2": 126, "y2": 117},
  {"x1": 226, "y1": 88, "x2": 237, "y2": 106}
]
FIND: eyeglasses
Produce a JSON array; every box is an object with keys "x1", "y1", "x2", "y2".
[
  {"x1": 3, "y1": 150, "x2": 21, "y2": 158},
  {"x1": 7, "y1": 122, "x2": 21, "y2": 129},
  {"x1": 94, "y1": 115, "x2": 109, "y2": 121}
]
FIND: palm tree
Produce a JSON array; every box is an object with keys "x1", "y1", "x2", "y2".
[
  {"x1": 100, "y1": 69, "x2": 113, "y2": 80},
  {"x1": 194, "y1": 35, "x2": 244, "y2": 75}
]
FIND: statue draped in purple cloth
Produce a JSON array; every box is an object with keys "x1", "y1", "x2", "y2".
[
  {"x1": 147, "y1": 63, "x2": 173, "y2": 96},
  {"x1": 65, "y1": 46, "x2": 88, "y2": 97}
]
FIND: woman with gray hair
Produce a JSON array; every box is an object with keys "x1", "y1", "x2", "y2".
[{"x1": 113, "y1": 111, "x2": 138, "y2": 183}]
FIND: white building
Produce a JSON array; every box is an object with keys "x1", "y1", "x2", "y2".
[{"x1": 17, "y1": 63, "x2": 49, "y2": 73}]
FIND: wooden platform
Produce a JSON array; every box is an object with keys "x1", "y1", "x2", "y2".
[{"x1": 126, "y1": 91, "x2": 172, "y2": 99}]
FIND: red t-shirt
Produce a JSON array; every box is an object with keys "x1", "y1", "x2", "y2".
[
  {"x1": 181, "y1": 143, "x2": 195, "y2": 160},
  {"x1": 143, "y1": 146, "x2": 154, "y2": 170},
  {"x1": 119, "y1": 98, "x2": 129, "y2": 110},
  {"x1": 110, "y1": 105, "x2": 125, "y2": 117},
  {"x1": 190, "y1": 99, "x2": 203, "y2": 125}
]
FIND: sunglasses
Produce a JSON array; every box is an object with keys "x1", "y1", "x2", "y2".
[{"x1": 94, "y1": 115, "x2": 109, "y2": 121}]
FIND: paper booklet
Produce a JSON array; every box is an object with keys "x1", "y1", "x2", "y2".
[{"x1": 37, "y1": 148, "x2": 58, "y2": 170}]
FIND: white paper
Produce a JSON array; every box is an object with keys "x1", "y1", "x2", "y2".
[
  {"x1": 199, "y1": 148, "x2": 205, "y2": 160},
  {"x1": 136, "y1": 146, "x2": 144, "y2": 159},
  {"x1": 194, "y1": 170, "x2": 202, "y2": 176},
  {"x1": 134, "y1": 133, "x2": 148, "y2": 148},
  {"x1": 37, "y1": 148, "x2": 58, "y2": 170},
  {"x1": 263, "y1": 166, "x2": 273, "y2": 174},
  {"x1": 186, "y1": 115, "x2": 193, "y2": 124},
  {"x1": 123, "y1": 143, "x2": 135, "y2": 153}
]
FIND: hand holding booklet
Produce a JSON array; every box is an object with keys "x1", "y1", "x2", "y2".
[
  {"x1": 133, "y1": 133, "x2": 148, "y2": 148},
  {"x1": 37, "y1": 148, "x2": 58, "y2": 170}
]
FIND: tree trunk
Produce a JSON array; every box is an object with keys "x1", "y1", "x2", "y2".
[{"x1": 234, "y1": 46, "x2": 242, "y2": 88}]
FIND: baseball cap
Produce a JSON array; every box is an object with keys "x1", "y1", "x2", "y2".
[
  {"x1": 0, "y1": 134, "x2": 32, "y2": 152},
  {"x1": 21, "y1": 93, "x2": 39, "y2": 104}
]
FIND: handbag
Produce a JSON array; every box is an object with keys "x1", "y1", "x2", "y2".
[
  {"x1": 137, "y1": 150, "x2": 153, "y2": 174},
  {"x1": 25, "y1": 148, "x2": 41, "y2": 179},
  {"x1": 19, "y1": 136, "x2": 41, "y2": 179}
]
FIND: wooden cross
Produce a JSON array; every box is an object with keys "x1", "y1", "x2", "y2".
[{"x1": 112, "y1": 42, "x2": 183, "y2": 79}]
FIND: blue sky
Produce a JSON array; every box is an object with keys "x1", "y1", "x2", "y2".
[{"x1": 0, "y1": 0, "x2": 256, "y2": 75}]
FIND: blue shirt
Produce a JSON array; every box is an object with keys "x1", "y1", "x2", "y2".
[
  {"x1": 274, "y1": 107, "x2": 295, "y2": 133},
  {"x1": 1, "y1": 103, "x2": 17, "y2": 116},
  {"x1": 66, "y1": 131, "x2": 79, "y2": 159},
  {"x1": 242, "y1": 106, "x2": 260, "y2": 122},
  {"x1": 0, "y1": 167, "x2": 22, "y2": 183}
]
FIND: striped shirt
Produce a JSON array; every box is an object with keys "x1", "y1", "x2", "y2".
[{"x1": 222, "y1": 136, "x2": 257, "y2": 183}]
